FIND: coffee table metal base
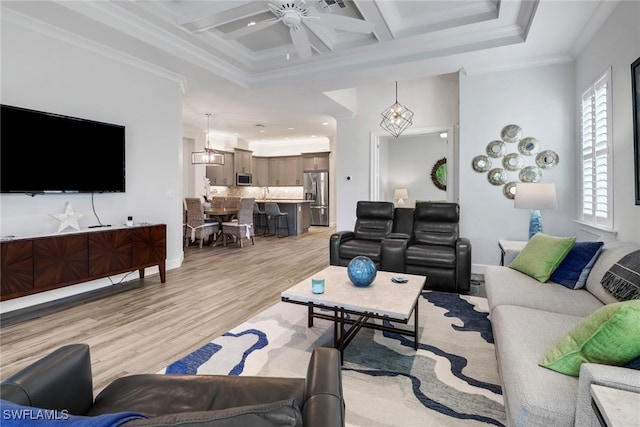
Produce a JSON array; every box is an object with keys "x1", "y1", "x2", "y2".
[{"x1": 281, "y1": 297, "x2": 420, "y2": 364}]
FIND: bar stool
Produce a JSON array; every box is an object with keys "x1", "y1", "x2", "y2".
[
  {"x1": 253, "y1": 203, "x2": 267, "y2": 235},
  {"x1": 265, "y1": 202, "x2": 289, "y2": 238}
]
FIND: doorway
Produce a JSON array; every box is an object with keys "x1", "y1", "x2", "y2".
[{"x1": 369, "y1": 125, "x2": 459, "y2": 206}]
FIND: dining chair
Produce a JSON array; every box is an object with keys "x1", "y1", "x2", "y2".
[
  {"x1": 221, "y1": 198, "x2": 255, "y2": 248},
  {"x1": 182, "y1": 199, "x2": 189, "y2": 247},
  {"x1": 210, "y1": 196, "x2": 225, "y2": 210},
  {"x1": 265, "y1": 202, "x2": 289, "y2": 238},
  {"x1": 184, "y1": 197, "x2": 219, "y2": 248},
  {"x1": 224, "y1": 196, "x2": 241, "y2": 210}
]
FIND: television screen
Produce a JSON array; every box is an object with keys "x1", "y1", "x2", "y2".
[{"x1": 1, "y1": 104, "x2": 125, "y2": 194}]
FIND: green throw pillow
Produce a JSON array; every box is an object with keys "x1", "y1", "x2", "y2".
[
  {"x1": 508, "y1": 233, "x2": 576, "y2": 282},
  {"x1": 539, "y1": 301, "x2": 640, "y2": 376}
]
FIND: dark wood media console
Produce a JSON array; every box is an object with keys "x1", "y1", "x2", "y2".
[{"x1": 1, "y1": 224, "x2": 166, "y2": 301}]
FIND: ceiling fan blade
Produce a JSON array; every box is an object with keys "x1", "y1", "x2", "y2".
[
  {"x1": 315, "y1": 13, "x2": 374, "y2": 34},
  {"x1": 223, "y1": 18, "x2": 279, "y2": 39},
  {"x1": 290, "y1": 26, "x2": 312, "y2": 59}
]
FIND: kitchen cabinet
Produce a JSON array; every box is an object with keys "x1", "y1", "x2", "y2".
[
  {"x1": 285, "y1": 156, "x2": 303, "y2": 186},
  {"x1": 268, "y1": 158, "x2": 285, "y2": 186},
  {"x1": 234, "y1": 149, "x2": 253, "y2": 174},
  {"x1": 206, "y1": 152, "x2": 235, "y2": 186},
  {"x1": 302, "y1": 152, "x2": 330, "y2": 171},
  {"x1": 253, "y1": 157, "x2": 269, "y2": 186},
  {"x1": 269, "y1": 156, "x2": 302, "y2": 186}
]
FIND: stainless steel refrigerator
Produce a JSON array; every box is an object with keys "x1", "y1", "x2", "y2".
[{"x1": 304, "y1": 171, "x2": 329, "y2": 226}]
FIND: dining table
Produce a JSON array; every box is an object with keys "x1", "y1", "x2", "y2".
[
  {"x1": 204, "y1": 208, "x2": 239, "y2": 246},
  {"x1": 204, "y1": 208, "x2": 238, "y2": 223}
]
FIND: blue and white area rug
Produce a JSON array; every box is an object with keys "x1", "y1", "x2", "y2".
[{"x1": 160, "y1": 291, "x2": 506, "y2": 427}]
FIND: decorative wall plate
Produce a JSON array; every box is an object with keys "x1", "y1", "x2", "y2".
[
  {"x1": 503, "y1": 153, "x2": 524, "y2": 171},
  {"x1": 486, "y1": 140, "x2": 506, "y2": 158},
  {"x1": 487, "y1": 168, "x2": 508, "y2": 185},
  {"x1": 472, "y1": 155, "x2": 491, "y2": 172},
  {"x1": 503, "y1": 181, "x2": 518, "y2": 199},
  {"x1": 518, "y1": 137, "x2": 540, "y2": 156},
  {"x1": 536, "y1": 150, "x2": 559, "y2": 169},
  {"x1": 519, "y1": 166, "x2": 542, "y2": 183},
  {"x1": 501, "y1": 124, "x2": 523, "y2": 143},
  {"x1": 431, "y1": 157, "x2": 447, "y2": 191}
]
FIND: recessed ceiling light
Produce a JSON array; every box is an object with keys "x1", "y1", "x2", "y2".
[
  {"x1": 322, "y1": 122, "x2": 328, "y2": 126},
  {"x1": 259, "y1": 130, "x2": 265, "y2": 133},
  {"x1": 440, "y1": 132, "x2": 448, "y2": 138},
  {"x1": 247, "y1": 21, "x2": 256, "y2": 27},
  {"x1": 288, "y1": 127, "x2": 294, "y2": 130}
]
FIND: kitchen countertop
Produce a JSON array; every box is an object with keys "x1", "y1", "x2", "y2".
[{"x1": 255, "y1": 199, "x2": 312, "y2": 203}]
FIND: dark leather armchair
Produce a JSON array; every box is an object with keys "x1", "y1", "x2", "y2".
[
  {"x1": 330, "y1": 201, "x2": 395, "y2": 268},
  {"x1": 405, "y1": 202, "x2": 471, "y2": 293},
  {"x1": 1, "y1": 344, "x2": 345, "y2": 427}
]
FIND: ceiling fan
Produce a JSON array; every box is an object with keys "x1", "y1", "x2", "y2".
[{"x1": 223, "y1": 0, "x2": 374, "y2": 59}]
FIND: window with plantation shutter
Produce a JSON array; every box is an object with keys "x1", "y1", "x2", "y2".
[{"x1": 580, "y1": 68, "x2": 612, "y2": 228}]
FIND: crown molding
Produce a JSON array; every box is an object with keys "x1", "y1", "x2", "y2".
[
  {"x1": 52, "y1": 1, "x2": 251, "y2": 88},
  {"x1": 463, "y1": 53, "x2": 573, "y2": 76},
  {"x1": 2, "y1": 7, "x2": 188, "y2": 94}
]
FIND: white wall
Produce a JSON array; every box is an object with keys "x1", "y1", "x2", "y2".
[
  {"x1": 459, "y1": 62, "x2": 576, "y2": 270},
  {"x1": 381, "y1": 133, "x2": 448, "y2": 205},
  {"x1": 335, "y1": 74, "x2": 459, "y2": 229},
  {"x1": 574, "y1": 0, "x2": 640, "y2": 244},
  {"x1": 334, "y1": 2, "x2": 639, "y2": 272},
  {"x1": 0, "y1": 19, "x2": 184, "y2": 311}
]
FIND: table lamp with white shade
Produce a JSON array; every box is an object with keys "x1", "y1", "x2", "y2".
[
  {"x1": 394, "y1": 188, "x2": 409, "y2": 206},
  {"x1": 514, "y1": 183, "x2": 557, "y2": 239}
]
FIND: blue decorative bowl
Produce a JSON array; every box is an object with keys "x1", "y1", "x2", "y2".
[{"x1": 347, "y1": 256, "x2": 377, "y2": 287}]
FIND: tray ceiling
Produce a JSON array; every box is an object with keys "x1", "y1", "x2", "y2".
[{"x1": 1, "y1": 1, "x2": 611, "y2": 142}]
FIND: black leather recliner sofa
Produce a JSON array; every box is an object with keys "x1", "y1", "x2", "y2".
[
  {"x1": 330, "y1": 201, "x2": 471, "y2": 293},
  {"x1": 0, "y1": 344, "x2": 345, "y2": 427},
  {"x1": 329, "y1": 201, "x2": 395, "y2": 268}
]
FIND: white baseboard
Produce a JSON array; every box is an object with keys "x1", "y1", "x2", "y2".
[{"x1": 0, "y1": 255, "x2": 183, "y2": 314}]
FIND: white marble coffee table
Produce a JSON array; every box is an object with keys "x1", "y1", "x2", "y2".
[
  {"x1": 281, "y1": 265, "x2": 426, "y2": 363},
  {"x1": 591, "y1": 384, "x2": 640, "y2": 427}
]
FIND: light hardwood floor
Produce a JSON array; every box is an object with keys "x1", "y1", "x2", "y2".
[
  {"x1": 0, "y1": 226, "x2": 335, "y2": 393},
  {"x1": 1, "y1": 226, "x2": 484, "y2": 394}
]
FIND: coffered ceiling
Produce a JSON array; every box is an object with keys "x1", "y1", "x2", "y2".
[{"x1": 1, "y1": 1, "x2": 613, "y2": 143}]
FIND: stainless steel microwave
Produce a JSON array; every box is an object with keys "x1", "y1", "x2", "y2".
[{"x1": 236, "y1": 172, "x2": 252, "y2": 186}]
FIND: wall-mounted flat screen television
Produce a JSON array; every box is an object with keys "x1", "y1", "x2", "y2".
[{"x1": 1, "y1": 104, "x2": 125, "y2": 194}]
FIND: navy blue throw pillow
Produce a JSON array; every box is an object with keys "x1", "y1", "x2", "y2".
[
  {"x1": 626, "y1": 357, "x2": 640, "y2": 370},
  {"x1": 550, "y1": 241, "x2": 604, "y2": 289}
]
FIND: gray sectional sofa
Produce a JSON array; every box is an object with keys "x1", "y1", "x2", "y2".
[{"x1": 485, "y1": 240, "x2": 640, "y2": 427}]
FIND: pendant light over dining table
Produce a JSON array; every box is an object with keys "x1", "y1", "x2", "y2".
[
  {"x1": 191, "y1": 113, "x2": 225, "y2": 165},
  {"x1": 380, "y1": 81, "x2": 414, "y2": 138}
]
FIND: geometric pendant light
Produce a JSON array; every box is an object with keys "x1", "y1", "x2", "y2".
[
  {"x1": 191, "y1": 113, "x2": 225, "y2": 165},
  {"x1": 380, "y1": 81, "x2": 414, "y2": 138}
]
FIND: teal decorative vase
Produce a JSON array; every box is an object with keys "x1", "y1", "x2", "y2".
[{"x1": 347, "y1": 256, "x2": 377, "y2": 287}]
